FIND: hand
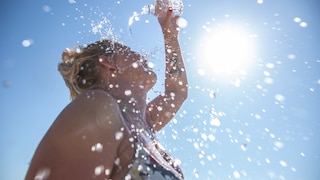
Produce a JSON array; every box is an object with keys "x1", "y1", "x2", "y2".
[{"x1": 155, "y1": 3, "x2": 180, "y2": 38}]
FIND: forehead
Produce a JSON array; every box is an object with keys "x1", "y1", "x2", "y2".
[
  {"x1": 100, "y1": 40, "x2": 129, "y2": 51},
  {"x1": 113, "y1": 43, "x2": 132, "y2": 53},
  {"x1": 98, "y1": 40, "x2": 141, "y2": 58}
]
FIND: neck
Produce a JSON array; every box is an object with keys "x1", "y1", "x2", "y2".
[
  {"x1": 101, "y1": 71, "x2": 153, "y2": 123},
  {"x1": 105, "y1": 84, "x2": 148, "y2": 117},
  {"x1": 113, "y1": 88, "x2": 150, "y2": 134}
]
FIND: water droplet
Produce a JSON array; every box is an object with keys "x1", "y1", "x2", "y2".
[
  {"x1": 201, "y1": 133, "x2": 207, "y2": 141},
  {"x1": 193, "y1": 128, "x2": 199, "y2": 133},
  {"x1": 287, "y1": 54, "x2": 296, "y2": 60},
  {"x1": 197, "y1": 69, "x2": 206, "y2": 76},
  {"x1": 91, "y1": 143, "x2": 103, "y2": 152},
  {"x1": 34, "y1": 168, "x2": 51, "y2": 180},
  {"x1": 275, "y1": 94, "x2": 285, "y2": 103},
  {"x1": 208, "y1": 134, "x2": 216, "y2": 141},
  {"x1": 240, "y1": 144, "x2": 247, "y2": 151},
  {"x1": 42, "y1": 5, "x2": 51, "y2": 13},
  {"x1": 270, "y1": 133, "x2": 275, "y2": 139},
  {"x1": 274, "y1": 141, "x2": 284, "y2": 149},
  {"x1": 125, "y1": 174, "x2": 132, "y2": 180},
  {"x1": 94, "y1": 165, "x2": 104, "y2": 176},
  {"x1": 279, "y1": 160, "x2": 287, "y2": 167},
  {"x1": 176, "y1": 17, "x2": 188, "y2": 28},
  {"x1": 209, "y1": 91, "x2": 215, "y2": 98},
  {"x1": 134, "y1": 15, "x2": 140, "y2": 22},
  {"x1": 22, "y1": 39, "x2": 33, "y2": 47},
  {"x1": 147, "y1": 62, "x2": 154, "y2": 69},
  {"x1": 254, "y1": 114, "x2": 261, "y2": 120},
  {"x1": 210, "y1": 118, "x2": 221, "y2": 127},
  {"x1": 263, "y1": 71, "x2": 270, "y2": 76},
  {"x1": 257, "y1": 0, "x2": 263, "y2": 4},
  {"x1": 264, "y1": 77, "x2": 274, "y2": 84},
  {"x1": 300, "y1": 22, "x2": 308, "y2": 28},
  {"x1": 193, "y1": 169, "x2": 200, "y2": 178},
  {"x1": 257, "y1": 146, "x2": 262, "y2": 150},
  {"x1": 171, "y1": 103, "x2": 176, "y2": 108},
  {"x1": 256, "y1": 84, "x2": 263, "y2": 89},
  {"x1": 265, "y1": 158, "x2": 271, "y2": 163},
  {"x1": 132, "y1": 62, "x2": 139, "y2": 68},
  {"x1": 157, "y1": 106, "x2": 163, "y2": 111},
  {"x1": 114, "y1": 157, "x2": 120, "y2": 165},
  {"x1": 294, "y1": 17, "x2": 301, "y2": 23},
  {"x1": 115, "y1": 131, "x2": 123, "y2": 140},
  {"x1": 105, "y1": 168, "x2": 111, "y2": 176},
  {"x1": 124, "y1": 90, "x2": 132, "y2": 96},
  {"x1": 193, "y1": 142, "x2": 200, "y2": 150},
  {"x1": 68, "y1": 0, "x2": 76, "y2": 4},
  {"x1": 233, "y1": 171, "x2": 241, "y2": 179},
  {"x1": 138, "y1": 164, "x2": 143, "y2": 171},
  {"x1": 266, "y1": 63, "x2": 275, "y2": 69}
]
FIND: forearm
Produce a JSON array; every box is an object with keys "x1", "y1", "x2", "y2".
[{"x1": 164, "y1": 36, "x2": 188, "y2": 99}]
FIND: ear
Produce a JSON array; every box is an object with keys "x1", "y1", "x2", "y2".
[{"x1": 99, "y1": 55, "x2": 118, "y2": 71}]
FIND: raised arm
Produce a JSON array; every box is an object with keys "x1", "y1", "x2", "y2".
[{"x1": 147, "y1": 7, "x2": 188, "y2": 132}]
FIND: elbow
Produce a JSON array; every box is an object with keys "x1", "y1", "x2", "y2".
[
  {"x1": 183, "y1": 85, "x2": 188, "y2": 100},
  {"x1": 178, "y1": 85, "x2": 188, "y2": 103},
  {"x1": 166, "y1": 86, "x2": 188, "y2": 104},
  {"x1": 166, "y1": 81, "x2": 188, "y2": 103}
]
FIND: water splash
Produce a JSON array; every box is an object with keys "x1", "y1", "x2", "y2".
[
  {"x1": 128, "y1": 0, "x2": 184, "y2": 49},
  {"x1": 128, "y1": 4, "x2": 155, "y2": 27},
  {"x1": 128, "y1": 0, "x2": 184, "y2": 27}
]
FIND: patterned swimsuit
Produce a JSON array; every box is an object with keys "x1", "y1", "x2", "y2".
[{"x1": 121, "y1": 113, "x2": 184, "y2": 180}]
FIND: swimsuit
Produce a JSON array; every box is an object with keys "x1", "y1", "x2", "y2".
[{"x1": 121, "y1": 113, "x2": 184, "y2": 180}]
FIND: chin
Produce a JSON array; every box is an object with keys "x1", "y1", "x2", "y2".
[{"x1": 145, "y1": 71, "x2": 157, "y2": 90}]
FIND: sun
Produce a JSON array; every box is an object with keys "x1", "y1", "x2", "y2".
[{"x1": 197, "y1": 24, "x2": 256, "y2": 78}]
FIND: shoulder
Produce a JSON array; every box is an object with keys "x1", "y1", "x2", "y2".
[
  {"x1": 47, "y1": 89, "x2": 126, "y2": 156},
  {"x1": 25, "y1": 90, "x2": 126, "y2": 179},
  {"x1": 74, "y1": 89, "x2": 117, "y2": 106},
  {"x1": 61, "y1": 89, "x2": 124, "y2": 131}
]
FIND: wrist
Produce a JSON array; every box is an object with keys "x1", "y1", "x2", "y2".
[
  {"x1": 164, "y1": 34, "x2": 179, "y2": 43},
  {"x1": 162, "y1": 28, "x2": 179, "y2": 39}
]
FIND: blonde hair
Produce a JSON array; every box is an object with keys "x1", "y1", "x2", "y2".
[{"x1": 58, "y1": 40, "x2": 115, "y2": 100}]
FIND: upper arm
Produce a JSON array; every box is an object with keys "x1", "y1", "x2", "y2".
[
  {"x1": 146, "y1": 91, "x2": 187, "y2": 132},
  {"x1": 26, "y1": 90, "x2": 125, "y2": 180}
]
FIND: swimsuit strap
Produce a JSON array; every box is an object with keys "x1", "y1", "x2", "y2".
[{"x1": 120, "y1": 110, "x2": 184, "y2": 179}]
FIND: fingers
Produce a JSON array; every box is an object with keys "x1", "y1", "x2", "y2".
[{"x1": 164, "y1": 7, "x2": 173, "y2": 28}]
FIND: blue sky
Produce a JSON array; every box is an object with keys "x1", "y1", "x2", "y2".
[{"x1": 1, "y1": 0, "x2": 319, "y2": 179}]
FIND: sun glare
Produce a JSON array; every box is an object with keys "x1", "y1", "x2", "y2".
[{"x1": 198, "y1": 25, "x2": 255, "y2": 78}]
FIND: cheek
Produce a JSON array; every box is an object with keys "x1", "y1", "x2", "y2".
[{"x1": 146, "y1": 71, "x2": 157, "y2": 86}]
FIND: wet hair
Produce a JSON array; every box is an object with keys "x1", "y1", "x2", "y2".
[{"x1": 58, "y1": 39, "x2": 115, "y2": 100}]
